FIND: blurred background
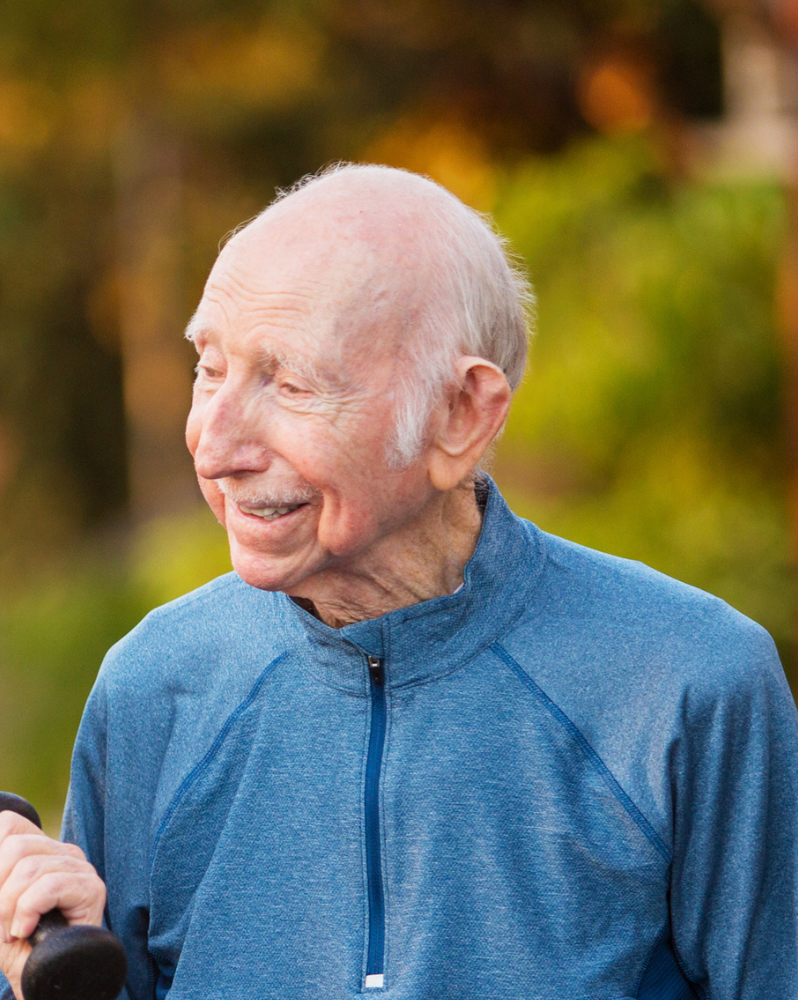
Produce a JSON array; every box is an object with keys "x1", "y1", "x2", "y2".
[{"x1": 0, "y1": 0, "x2": 795, "y2": 829}]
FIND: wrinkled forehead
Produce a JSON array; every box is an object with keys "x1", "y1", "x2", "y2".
[{"x1": 193, "y1": 197, "x2": 427, "y2": 367}]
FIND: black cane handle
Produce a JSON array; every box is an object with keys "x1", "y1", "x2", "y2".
[
  {"x1": 0, "y1": 794, "x2": 41, "y2": 831},
  {"x1": 27, "y1": 908, "x2": 69, "y2": 948},
  {"x1": 0, "y1": 792, "x2": 127, "y2": 1000}
]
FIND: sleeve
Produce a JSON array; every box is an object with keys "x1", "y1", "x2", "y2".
[
  {"x1": 669, "y1": 625, "x2": 798, "y2": 997},
  {"x1": 59, "y1": 673, "x2": 157, "y2": 1000}
]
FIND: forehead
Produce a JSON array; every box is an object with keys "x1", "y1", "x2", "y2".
[
  {"x1": 193, "y1": 244, "x2": 336, "y2": 347},
  {"x1": 191, "y1": 207, "x2": 410, "y2": 365}
]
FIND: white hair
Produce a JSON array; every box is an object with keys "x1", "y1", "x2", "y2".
[{"x1": 247, "y1": 163, "x2": 535, "y2": 467}]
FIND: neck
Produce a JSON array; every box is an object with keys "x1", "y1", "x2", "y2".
[{"x1": 288, "y1": 480, "x2": 484, "y2": 629}]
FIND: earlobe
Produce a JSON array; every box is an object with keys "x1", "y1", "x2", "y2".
[{"x1": 428, "y1": 357, "x2": 512, "y2": 491}]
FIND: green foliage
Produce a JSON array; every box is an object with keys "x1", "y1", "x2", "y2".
[
  {"x1": 493, "y1": 137, "x2": 792, "y2": 669},
  {"x1": 131, "y1": 504, "x2": 232, "y2": 608},
  {"x1": 0, "y1": 568, "x2": 147, "y2": 833}
]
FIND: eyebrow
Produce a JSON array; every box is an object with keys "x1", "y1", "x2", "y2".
[
  {"x1": 184, "y1": 316, "x2": 332, "y2": 393},
  {"x1": 256, "y1": 347, "x2": 326, "y2": 389},
  {"x1": 184, "y1": 313, "x2": 213, "y2": 346}
]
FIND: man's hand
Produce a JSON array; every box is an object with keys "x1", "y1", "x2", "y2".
[{"x1": 0, "y1": 811, "x2": 106, "y2": 1000}]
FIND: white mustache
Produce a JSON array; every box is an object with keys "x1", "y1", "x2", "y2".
[{"x1": 216, "y1": 479, "x2": 320, "y2": 509}]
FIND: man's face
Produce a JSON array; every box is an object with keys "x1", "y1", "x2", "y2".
[{"x1": 185, "y1": 202, "x2": 436, "y2": 594}]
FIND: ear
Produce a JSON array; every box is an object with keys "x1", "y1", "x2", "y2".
[{"x1": 427, "y1": 356, "x2": 512, "y2": 492}]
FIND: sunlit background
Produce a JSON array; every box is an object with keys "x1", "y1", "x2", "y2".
[{"x1": 0, "y1": 0, "x2": 796, "y2": 830}]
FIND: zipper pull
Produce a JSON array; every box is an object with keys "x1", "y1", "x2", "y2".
[{"x1": 367, "y1": 656, "x2": 384, "y2": 686}]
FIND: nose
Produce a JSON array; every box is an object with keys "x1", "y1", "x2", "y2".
[{"x1": 188, "y1": 382, "x2": 271, "y2": 481}]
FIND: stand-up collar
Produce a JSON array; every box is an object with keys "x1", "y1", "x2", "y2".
[{"x1": 278, "y1": 477, "x2": 546, "y2": 694}]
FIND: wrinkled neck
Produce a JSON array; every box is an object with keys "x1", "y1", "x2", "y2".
[{"x1": 289, "y1": 480, "x2": 485, "y2": 628}]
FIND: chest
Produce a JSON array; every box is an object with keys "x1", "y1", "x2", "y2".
[{"x1": 146, "y1": 658, "x2": 670, "y2": 999}]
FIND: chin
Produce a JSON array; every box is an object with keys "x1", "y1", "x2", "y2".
[
  {"x1": 229, "y1": 545, "x2": 313, "y2": 593},
  {"x1": 232, "y1": 557, "x2": 289, "y2": 592}
]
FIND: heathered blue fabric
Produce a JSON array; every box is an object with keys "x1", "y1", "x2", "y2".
[
  {"x1": 636, "y1": 931, "x2": 697, "y2": 998},
  {"x1": 2, "y1": 478, "x2": 796, "y2": 999}
]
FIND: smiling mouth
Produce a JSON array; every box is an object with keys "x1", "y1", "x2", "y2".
[{"x1": 237, "y1": 503, "x2": 307, "y2": 521}]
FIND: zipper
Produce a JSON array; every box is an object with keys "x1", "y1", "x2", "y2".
[{"x1": 364, "y1": 655, "x2": 387, "y2": 988}]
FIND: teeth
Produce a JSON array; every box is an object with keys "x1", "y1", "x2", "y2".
[{"x1": 240, "y1": 504, "x2": 301, "y2": 520}]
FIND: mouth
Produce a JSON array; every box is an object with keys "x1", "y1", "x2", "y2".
[{"x1": 236, "y1": 502, "x2": 308, "y2": 521}]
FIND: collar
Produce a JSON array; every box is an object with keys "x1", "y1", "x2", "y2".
[{"x1": 276, "y1": 476, "x2": 545, "y2": 695}]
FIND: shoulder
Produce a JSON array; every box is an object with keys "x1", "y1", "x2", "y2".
[
  {"x1": 501, "y1": 524, "x2": 793, "y2": 846},
  {"x1": 97, "y1": 571, "x2": 288, "y2": 704},
  {"x1": 525, "y1": 527, "x2": 779, "y2": 697},
  {"x1": 74, "y1": 573, "x2": 293, "y2": 829}
]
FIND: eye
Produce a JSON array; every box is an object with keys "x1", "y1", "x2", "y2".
[{"x1": 277, "y1": 377, "x2": 311, "y2": 397}]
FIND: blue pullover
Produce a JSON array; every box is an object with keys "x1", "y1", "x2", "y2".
[{"x1": 3, "y1": 479, "x2": 796, "y2": 999}]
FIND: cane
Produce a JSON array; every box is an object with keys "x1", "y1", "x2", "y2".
[{"x1": 0, "y1": 792, "x2": 127, "y2": 1000}]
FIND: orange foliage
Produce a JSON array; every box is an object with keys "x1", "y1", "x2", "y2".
[
  {"x1": 578, "y1": 57, "x2": 656, "y2": 135},
  {"x1": 0, "y1": 80, "x2": 52, "y2": 156},
  {"x1": 158, "y1": 21, "x2": 324, "y2": 110},
  {"x1": 365, "y1": 115, "x2": 496, "y2": 210}
]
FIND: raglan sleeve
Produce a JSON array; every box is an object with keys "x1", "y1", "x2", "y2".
[
  {"x1": 669, "y1": 622, "x2": 798, "y2": 997},
  {"x1": 59, "y1": 663, "x2": 158, "y2": 1000}
]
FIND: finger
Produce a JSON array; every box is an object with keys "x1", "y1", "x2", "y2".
[
  {"x1": 0, "y1": 811, "x2": 44, "y2": 844},
  {"x1": 9, "y1": 869, "x2": 106, "y2": 941},
  {"x1": 0, "y1": 834, "x2": 83, "y2": 894},
  {"x1": 0, "y1": 853, "x2": 88, "y2": 929},
  {"x1": 0, "y1": 838, "x2": 99, "y2": 942}
]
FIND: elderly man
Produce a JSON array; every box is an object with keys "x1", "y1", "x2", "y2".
[{"x1": 0, "y1": 164, "x2": 796, "y2": 1000}]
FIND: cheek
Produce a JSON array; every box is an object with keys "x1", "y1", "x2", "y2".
[
  {"x1": 315, "y1": 495, "x2": 380, "y2": 557},
  {"x1": 269, "y1": 428, "x2": 385, "y2": 556},
  {"x1": 313, "y1": 465, "x2": 431, "y2": 559},
  {"x1": 298, "y1": 410, "x2": 389, "y2": 475}
]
